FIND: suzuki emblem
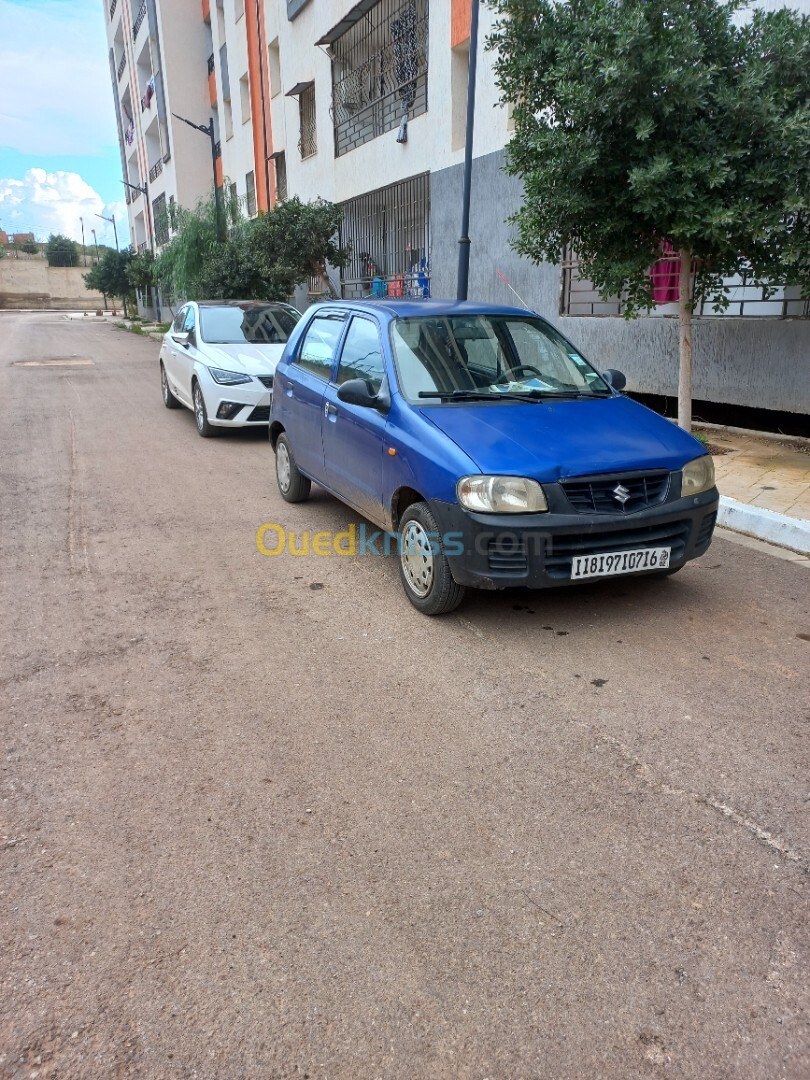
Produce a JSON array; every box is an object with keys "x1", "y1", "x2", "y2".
[{"x1": 613, "y1": 483, "x2": 631, "y2": 506}]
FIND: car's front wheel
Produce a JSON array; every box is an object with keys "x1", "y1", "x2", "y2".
[
  {"x1": 275, "y1": 433, "x2": 311, "y2": 502},
  {"x1": 398, "y1": 501, "x2": 465, "y2": 615},
  {"x1": 193, "y1": 380, "x2": 217, "y2": 438},
  {"x1": 161, "y1": 362, "x2": 180, "y2": 409}
]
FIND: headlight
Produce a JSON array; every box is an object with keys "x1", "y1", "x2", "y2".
[
  {"x1": 457, "y1": 475, "x2": 548, "y2": 513},
  {"x1": 208, "y1": 367, "x2": 253, "y2": 385},
  {"x1": 681, "y1": 454, "x2": 715, "y2": 496}
]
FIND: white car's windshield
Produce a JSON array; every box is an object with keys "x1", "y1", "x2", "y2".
[
  {"x1": 200, "y1": 304, "x2": 300, "y2": 345},
  {"x1": 391, "y1": 315, "x2": 610, "y2": 401}
]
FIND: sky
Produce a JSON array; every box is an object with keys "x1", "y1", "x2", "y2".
[{"x1": 0, "y1": 0, "x2": 126, "y2": 246}]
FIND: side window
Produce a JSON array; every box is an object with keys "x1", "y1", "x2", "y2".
[
  {"x1": 336, "y1": 317, "x2": 384, "y2": 394},
  {"x1": 182, "y1": 307, "x2": 196, "y2": 335},
  {"x1": 296, "y1": 314, "x2": 346, "y2": 379}
]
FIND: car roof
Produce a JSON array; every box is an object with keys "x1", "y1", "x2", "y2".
[
  {"x1": 193, "y1": 300, "x2": 296, "y2": 309},
  {"x1": 310, "y1": 298, "x2": 537, "y2": 320}
]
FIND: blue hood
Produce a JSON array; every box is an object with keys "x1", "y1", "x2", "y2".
[{"x1": 419, "y1": 395, "x2": 705, "y2": 480}]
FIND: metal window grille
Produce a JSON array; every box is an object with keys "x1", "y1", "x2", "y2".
[
  {"x1": 148, "y1": 159, "x2": 163, "y2": 183},
  {"x1": 298, "y1": 83, "x2": 317, "y2": 158},
  {"x1": 561, "y1": 250, "x2": 810, "y2": 319},
  {"x1": 338, "y1": 172, "x2": 430, "y2": 299},
  {"x1": 132, "y1": 0, "x2": 147, "y2": 41},
  {"x1": 246, "y1": 171, "x2": 257, "y2": 217},
  {"x1": 330, "y1": 0, "x2": 428, "y2": 159},
  {"x1": 207, "y1": 53, "x2": 215, "y2": 75},
  {"x1": 109, "y1": 0, "x2": 118, "y2": 19},
  {"x1": 274, "y1": 152, "x2": 287, "y2": 202},
  {"x1": 153, "y1": 193, "x2": 168, "y2": 246}
]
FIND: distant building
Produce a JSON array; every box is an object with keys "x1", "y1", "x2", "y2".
[
  {"x1": 11, "y1": 233, "x2": 35, "y2": 246},
  {"x1": 0, "y1": 229, "x2": 9, "y2": 246}
]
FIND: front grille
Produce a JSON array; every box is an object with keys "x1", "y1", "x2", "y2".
[
  {"x1": 562, "y1": 471, "x2": 670, "y2": 514},
  {"x1": 487, "y1": 537, "x2": 528, "y2": 576},
  {"x1": 695, "y1": 511, "x2": 716, "y2": 549},
  {"x1": 256, "y1": 375, "x2": 274, "y2": 389},
  {"x1": 546, "y1": 520, "x2": 691, "y2": 580},
  {"x1": 247, "y1": 405, "x2": 271, "y2": 422}
]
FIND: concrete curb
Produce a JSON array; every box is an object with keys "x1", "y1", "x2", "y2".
[{"x1": 718, "y1": 496, "x2": 810, "y2": 555}]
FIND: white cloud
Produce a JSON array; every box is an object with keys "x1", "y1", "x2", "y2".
[
  {"x1": 0, "y1": 0, "x2": 117, "y2": 157},
  {"x1": 0, "y1": 168, "x2": 126, "y2": 246}
]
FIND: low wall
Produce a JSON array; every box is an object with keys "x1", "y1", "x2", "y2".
[{"x1": 0, "y1": 260, "x2": 105, "y2": 310}]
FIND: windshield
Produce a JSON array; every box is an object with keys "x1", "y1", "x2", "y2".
[
  {"x1": 199, "y1": 304, "x2": 300, "y2": 345},
  {"x1": 390, "y1": 315, "x2": 610, "y2": 400}
]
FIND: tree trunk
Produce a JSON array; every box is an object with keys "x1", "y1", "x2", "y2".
[{"x1": 677, "y1": 248, "x2": 693, "y2": 432}]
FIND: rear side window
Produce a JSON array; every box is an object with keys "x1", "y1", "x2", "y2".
[
  {"x1": 296, "y1": 314, "x2": 346, "y2": 379},
  {"x1": 336, "y1": 316, "x2": 384, "y2": 394}
]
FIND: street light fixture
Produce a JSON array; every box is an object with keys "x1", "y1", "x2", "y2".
[
  {"x1": 172, "y1": 112, "x2": 224, "y2": 241},
  {"x1": 121, "y1": 179, "x2": 155, "y2": 253},
  {"x1": 96, "y1": 211, "x2": 119, "y2": 252}
]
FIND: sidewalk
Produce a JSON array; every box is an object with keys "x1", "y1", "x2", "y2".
[{"x1": 696, "y1": 425, "x2": 810, "y2": 554}]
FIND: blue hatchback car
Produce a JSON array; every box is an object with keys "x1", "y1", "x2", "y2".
[{"x1": 270, "y1": 300, "x2": 718, "y2": 615}]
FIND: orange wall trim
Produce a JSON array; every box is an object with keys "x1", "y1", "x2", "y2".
[
  {"x1": 451, "y1": 0, "x2": 472, "y2": 47},
  {"x1": 245, "y1": 0, "x2": 274, "y2": 212},
  {"x1": 208, "y1": 69, "x2": 217, "y2": 108},
  {"x1": 201, "y1": 0, "x2": 210, "y2": 22},
  {"x1": 215, "y1": 156, "x2": 223, "y2": 188}
]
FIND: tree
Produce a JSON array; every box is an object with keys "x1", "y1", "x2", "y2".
[
  {"x1": 127, "y1": 249, "x2": 157, "y2": 293},
  {"x1": 45, "y1": 234, "x2": 79, "y2": 267},
  {"x1": 155, "y1": 191, "x2": 350, "y2": 303},
  {"x1": 84, "y1": 248, "x2": 133, "y2": 307},
  {"x1": 489, "y1": 0, "x2": 810, "y2": 430},
  {"x1": 20, "y1": 240, "x2": 38, "y2": 255}
]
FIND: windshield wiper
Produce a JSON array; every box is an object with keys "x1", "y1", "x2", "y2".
[{"x1": 417, "y1": 389, "x2": 547, "y2": 403}]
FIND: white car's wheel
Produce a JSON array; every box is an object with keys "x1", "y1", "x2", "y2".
[{"x1": 193, "y1": 381, "x2": 217, "y2": 438}]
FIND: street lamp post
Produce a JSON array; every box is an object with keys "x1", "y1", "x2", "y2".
[
  {"x1": 172, "y1": 112, "x2": 224, "y2": 242},
  {"x1": 121, "y1": 178, "x2": 158, "y2": 320},
  {"x1": 96, "y1": 212, "x2": 119, "y2": 252},
  {"x1": 91, "y1": 228, "x2": 107, "y2": 310},
  {"x1": 80, "y1": 216, "x2": 87, "y2": 267},
  {"x1": 457, "y1": 0, "x2": 481, "y2": 302}
]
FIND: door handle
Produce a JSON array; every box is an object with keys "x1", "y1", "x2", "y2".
[
  {"x1": 324, "y1": 402, "x2": 338, "y2": 418},
  {"x1": 285, "y1": 385, "x2": 294, "y2": 397}
]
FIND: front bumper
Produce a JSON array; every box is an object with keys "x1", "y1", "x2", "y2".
[
  {"x1": 428, "y1": 487, "x2": 719, "y2": 590},
  {"x1": 196, "y1": 367, "x2": 273, "y2": 427}
]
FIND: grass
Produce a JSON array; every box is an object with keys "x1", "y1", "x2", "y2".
[{"x1": 695, "y1": 433, "x2": 710, "y2": 447}]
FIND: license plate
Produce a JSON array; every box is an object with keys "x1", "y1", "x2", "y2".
[{"x1": 571, "y1": 546, "x2": 671, "y2": 580}]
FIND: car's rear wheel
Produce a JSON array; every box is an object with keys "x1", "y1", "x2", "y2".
[
  {"x1": 193, "y1": 380, "x2": 217, "y2": 438},
  {"x1": 161, "y1": 362, "x2": 180, "y2": 409},
  {"x1": 275, "y1": 433, "x2": 311, "y2": 502},
  {"x1": 398, "y1": 501, "x2": 465, "y2": 615}
]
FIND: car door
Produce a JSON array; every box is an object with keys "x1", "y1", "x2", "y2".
[
  {"x1": 281, "y1": 310, "x2": 348, "y2": 483},
  {"x1": 322, "y1": 314, "x2": 387, "y2": 521},
  {"x1": 173, "y1": 305, "x2": 199, "y2": 403},
  {"x1": 164, "y1": 306, "x2": 187, "y2": 395}
]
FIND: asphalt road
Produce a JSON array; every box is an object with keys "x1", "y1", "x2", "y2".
[{"x1": 1, "y1": 311, "x2": 808, "y2": 1080}]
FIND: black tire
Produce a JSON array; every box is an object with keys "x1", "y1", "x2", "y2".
[
  {"x1": 161, "y1": 362, "x2": 180, "y2": 409},
  {"x1": 275, "y1": 432, "x2": 311, "y2": 503},
  {"x1": 398, "y1": 501, "x2": 465, "y2": 615},
  {"x1": 192, "y1": 380, "x2": 217, "y2": 438}
]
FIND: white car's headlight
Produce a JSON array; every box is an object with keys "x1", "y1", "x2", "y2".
[
  {"x1": 681, "y1": 454, "x2": 715, "y2": 496},
  {"x1": 209, "y1": 367, "x2": 253, "y2": 385},
  {"x1": 457, "y1": 475, "x2": 548, "y2": 513}
]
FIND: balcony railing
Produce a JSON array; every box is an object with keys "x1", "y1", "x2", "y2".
[
  {"x1": 138, "y1": 241, "x2": 149, "y2": 254},
  {"x1": 117, "y1": 52, "x2": 126, "y2": 80},
  {"x1": 149, "y1": 160, "x2": 163, "y2": 183},
  {"x1": 109, "y1": 0, "x2": 118, "y2": 20},
  {"x1": 132, "y1": 0, "x2": 147, "y2": 41}
]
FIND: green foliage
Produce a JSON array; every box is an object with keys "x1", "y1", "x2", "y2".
[
  {"x1": 84, "y1": 248, "x2": 133, "y2": 301},
  {"x1": 45, "y1": 234, "x2": 79, "y2": 267},
  {"x1": 20, "y1": 240, "x2": 38, "y2": 255},
  {"x1": 127, "y1": 249, "x2": 157, "y2": 292},
  {"x1": 488, "y1": 0, "x2": 810, "y2": 314},
  {"x1": 155, "y1": 192, "x2": 349, "y2": 302}
]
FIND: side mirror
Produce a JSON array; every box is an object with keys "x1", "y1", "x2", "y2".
[
  {"x1": 337, "y1": 378, "x2": 389, "y2": 412},
  {"x1": 603, "y1": 368, "x2": 626, "y2": 391},
  {"x1": 172, "y1": 330, "x2": 190, "y2": 346}
]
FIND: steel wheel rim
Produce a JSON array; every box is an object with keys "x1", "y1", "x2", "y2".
[
  {"x1": 401, "y1": 520, "x2": 434, "y2": 598},
  {"x1": 277, "y1": 441, "x2": 291, "y2": 492},
  {"x1": 194, "y1": 386, "x2": 205, "y2": 430}
]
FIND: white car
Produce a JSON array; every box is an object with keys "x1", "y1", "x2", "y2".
[{"x1": 159, "y1": 300, "x2": 301, "y2": 437}]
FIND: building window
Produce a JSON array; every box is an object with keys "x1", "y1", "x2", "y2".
[
  {"x1": 153, "y1": 193, "x2": 169, "y2": 246},
  {"x1": 298, "y1": 82, "x2": 317, "y2": 159},
  {"x1": 268, "y1": 38, "x2": 281, "y2": 97},
  {"x1": 274, "y1": 152, "x2": 287, "y2": 202},
  {"x1": 338, "y1": 173, "x2": 430, "y2": 299},
  {"x1": 560, "y1": 249, "x2": 810, "y2": 319},
  {"x1": 327, "y1": 0, "x2": 428, "y2": 158},
  {"x1": 240, "y1": 73, "x2": 251, "y2": 123},
  {"x1": 246, "y1": 171, "x2": 257, "y2": 217}
]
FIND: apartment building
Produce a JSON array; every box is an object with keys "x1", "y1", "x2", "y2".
[{"x1": 103, "y1": 0, "x2": 273, "y2": 253}]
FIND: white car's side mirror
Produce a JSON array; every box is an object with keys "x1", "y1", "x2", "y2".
[{"x1": 172, "y1": 331, "x2": 190, "y2": 346}]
